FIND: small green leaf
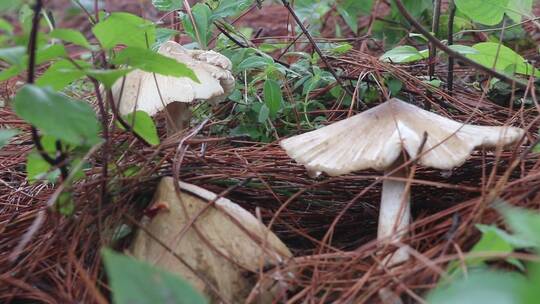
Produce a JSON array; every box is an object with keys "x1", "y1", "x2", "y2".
[
  {"x1": 427, "y1": 270, "x2": 527, "y2": 304},
  {"x1": 36, "y1": 59, "x2": 89, "y2": 90},
  {"x1": 379, "y1": 45, "x2": 427, "y2": 63},
  {"x1": 92, "y1": 12, "x2": 156, "y2": 49},
  {"x1": 13, "y1": 85, "x2": 101, "y2": 146},
  {"x1": 454, "y1": 0, "x2": 509, "y2": 26},
  {"x1": 152, "y1": 0, "x2": 183, "y2": 11},
  {"x1": 181, "y1": 3, "x2": 212, "y2": 48},
  {"x1": 111, "y1": 47, "x2": 198, "y2": 81},
  {"x1": 120, "y1": 111, "x2": 160, "y2": 146},
  {"x1": 101, "y1": 249, "x2": 208, "y2": 304},
  {"x1": 210, "y1": 0, "x2": 254, "y2": 19},
  {"x1": 86, "y1": 68, "x2": 134, "y2": 88},
  {"x1": 257, "y1": 104, "x2": 270, "y2": 123},
  {"x1": 0, "y1": 129, "x2": 19, "y2": 148},
  {"x1": 0, "y1": 46, "x2": 26, "y2": 65},
  {"x1": 467, "y1": 42, "x2": 539, "y2": 76},
  {"x1": 50, "y1": 28, "x2": 92, "y2": 49},
  {"x1": 506, "y1": 0, "x2": 533, "y2": 23},
  {"x1": 26, "y1": 151, "x2": 60, "y2": 183},
  {"x1": 0, "y1": 18, "x2": 14, "y2": 34},
  {"x1": 263, "y1": 78, "x2": 282, "y2": 117},
  {"x1": 236, "y1": 56, "x2": 273, "y2": 71},
  {"x1": 448, "y1": 44, "x2": 479, "y2": 55},
  {"x1": 386, "y1": 78, "x2": 403, "y2": 96},
  {"x1": 499, "y1": 205, "x2": 540, "y2": 248}
]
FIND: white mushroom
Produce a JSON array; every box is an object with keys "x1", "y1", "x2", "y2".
[
  {"x1": 130, "y1": 177, "x2": 292, "y2": 303},
  {"x1": 280, "y1": 98, "x2": 524, "y2": 266},
  {"x1": 111, "y1": 41, "x2": 235, "y2": 133}
]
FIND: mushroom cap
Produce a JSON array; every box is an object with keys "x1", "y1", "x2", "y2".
[
  {"x1": 111, "y1": 41, "x2": 234, "y2": 116},
  {"x1": 280, "y1": 98, "x2": 524, "y2": 175}
]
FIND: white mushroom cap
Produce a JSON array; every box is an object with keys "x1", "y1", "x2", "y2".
[
  {"x1": 111, "y1": 41, "x2": 235, "y2": 116},
  {"x1": 280, "y1": 98, "x2": 524, "y2": 175}
]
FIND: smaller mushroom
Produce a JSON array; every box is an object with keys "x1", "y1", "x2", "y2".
[
  {"x1": 280, "y1": 98, "x2": 523, "y2": 266},
  {"x1": 131, "y1": 177, "x2": 292, "y2": 304},
  {"x1": 111, "y1": 41, "x2": 235, "y2": 134}
]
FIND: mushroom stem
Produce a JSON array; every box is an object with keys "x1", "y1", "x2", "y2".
[
  {"x1": 165, "y1": 102, "x2": 192, "y2": 135},
  {"x1": 378, "y1": 158, "x2": 411, "y2": 266}
]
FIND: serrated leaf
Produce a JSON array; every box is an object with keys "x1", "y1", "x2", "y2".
[
  {"x1": 120, "y1": 111, "x2": 160, "y2": 146},
  {"x1": 0, "y1": 129, "x2": 19, "y2": 148},
  {"x1": 263, "y1": 78, "x2": 282, "y2": 117},
  {"x1": 101, "y1": 249, "x2": 207, "y2": 304},
  {"x1": 111, "y1": 47, "x2": 198, "y2": 81},
  {"x1": 13, "y1": 85, "x2": 101, "y2": 146},
  {"x1": 454, "y1": 0, "x2": 509, "y2": 26},
  {"x1": 50, "y1": 28, "x2": 92, "y2": 49},
  {"x1": 92, "y1": 12, "x2": 156, "y2": 49}
]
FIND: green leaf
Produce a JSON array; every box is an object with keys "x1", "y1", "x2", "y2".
[
  {"x1": 454, "y1": 0, "x2": 509, "y2": 26},
  {"x1": 506, "y1": 0, "x2": 533, "y2": 23},
  {"x1": 36, "y1": 59, "x2": 89, "y2": 90},
  {"x1": 448, "y1": 44, "x2": 479, "y2": 55},
  {"x1": 50, "y1": 29, "x2": 92, "y2": 49},
  {"x1": 111, "y1": 47, "x2": 198, "y2": 81},
  {"x1": 236, "y1": 56, "x2": 273, "y2": 71},
  {"x1": 120, "y1": 111, "x2": 160, "y2": 146},
  {"x1": 467, "y1": 42, "x2": 539, "y2": 76},
  {"x1": 56, "y1": 191, "x2": 75, "y2": 216},
  {"x1": 210, "y1": 0, "x2": 254, "y2": 19},
  {"x1": 499, "y1": 205, "x2": 540, "y2": 248},
  {"x1": 92, "y1": 12, "x2": 156, "y2": 49},
  {"x1": 86, "y1": 68, "x2": 134, "y2": 88},
  {"x1": 181, "y1": 3, "x2": 212, "y2": 48},
  {"x1": 101, "y1": 249, "x2": 207, "y2": 304},
  {"x1": 426, "y1": 270, "x2": 527, "y2": 304},
  {"x1": 386, "y1": 78, "x2": 402, "y2": 96},
  {"x1": 0, "y1": 18, "x2": 14, "y2": 34},
  {"x1": 263, "y1": 78, "x2": 282, "y2": 117},
  {"x1": 257, "y1": 104, "x2": 270, "y2": 123},
  {"x1": 0, "y1": 129, "x2": 19, "y2": 148},
  {"x1": 379, "y1": 45, "x2": 427, "y2": 63},
  {"x1": 13, "y1": 85, "x2": 101, "y2": 146},
  {"x1": 0, "y1": 46, "x2": 26, "y2": 65},
  {"x1": 26, "y1": 151, "x2": 60, "y2": 183},
  {"x1": 469, "y1": 224, "x2": 526, "y2": 269},
  {"x1": 152, "y1": 0, "x2": 183, "y2": 11},
  {"x1": 336, "y1": 0, "x2": 373, "y2": 33}
]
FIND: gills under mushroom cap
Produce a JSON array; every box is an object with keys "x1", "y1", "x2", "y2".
[
  {"x1": 111, "y1": 41, "x2": 234, "y2": 116},
  {"x1": 280, "y1": 98, "x2": 524, "y2": 175}
]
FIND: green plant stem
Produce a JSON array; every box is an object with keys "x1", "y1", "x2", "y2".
[
  {"x1": 393, "y1": 0, "x2": 529, "y2": 90},
  {"x1": 428, "y1": 0, "x2": 441, "y2": 80}
]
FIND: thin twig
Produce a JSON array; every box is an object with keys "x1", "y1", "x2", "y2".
[
  {"x1": 280, "y1": 0, "x2": 366, "y2": 109},
  {"x1": 447, "y1": 1, "x2": 456, "y2": 94}
]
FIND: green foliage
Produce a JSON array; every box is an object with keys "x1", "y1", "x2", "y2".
[
  {"x1": 454, "y1": 0, "x2": 509, "y2": 26},
  {"x1": 0, "y1": 129, "x2": 19, "y2": 148},
  {"x1": 111, "y1": 47, "x2": 199, "y2": 81},
  {"x1": 13, "y1": 85, "x2": 101, "y2": 147},
  {"x1": 120, "y1": 111, "x2": 160, "y2": 146},
  {"x1": 506, "y1": 0, "x2": 533, "y2": 23},
  {"x1": 26, "y1": 151, "x2": 60, "y2": 183},
  {"x1": 92, "y1": 12, "x2": 156, "y2": 49},
  {"x1": 50, "y1": 28, "x2": 92, "y2": 49},
  {"x1": 380, "y1": 45, "x2": 428, "y2": 63},
  {"x1": 336, "y1": 0, "x2": 373, "y2": 33},
  {"x1": 467, "y1": 42, "x2": 539, "y2": 76},
  {"x1": 102, "y1": 249, "x2": 207, "y2": 304},
  {"x1": 427, "y1": 204, "x2": 540, "y2": 303},
  {"x1": 152, "y1": 0, "x2": 183, "y2": 11},
  {"x1": 180, "y1": 3, "x2": 212, "y2": 49},
  {"x1": 263, "y1": 78, "x2": 283, "y2": 118}
]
